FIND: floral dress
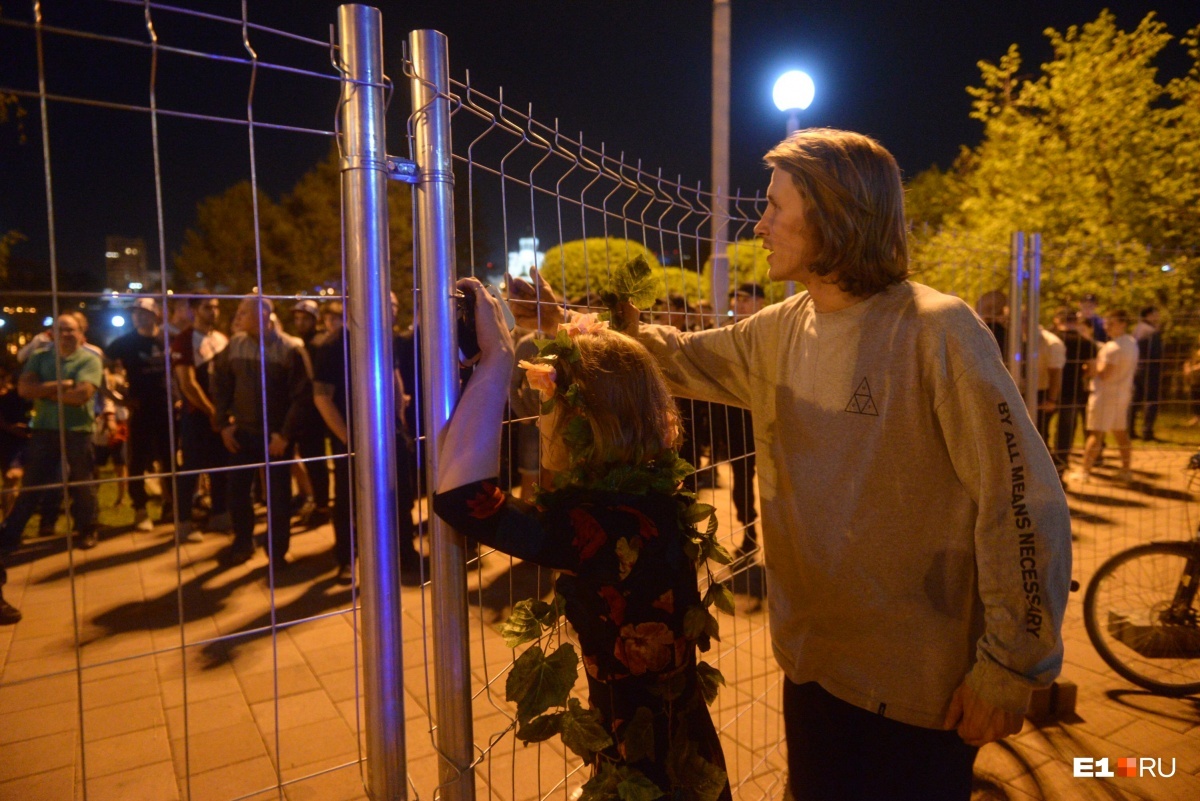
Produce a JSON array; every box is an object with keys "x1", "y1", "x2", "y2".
[{"x1": 433, "y1": 479, "x2": 731, "y2": 800}]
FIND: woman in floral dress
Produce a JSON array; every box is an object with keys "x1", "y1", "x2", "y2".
[{"x1": 434, "y1": 278, "x2": 730, "y2": 801}]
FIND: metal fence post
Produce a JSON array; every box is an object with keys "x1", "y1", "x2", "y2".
[
  {"x1": 1008, "y1": 231, "x2": 1025, "y2": 386},
  {"x1": 337, "y1": 6, "x2": 407, "y2": 800},
  {"x1": 710, "y1": 0, "x2": 730, "y2": 319},
  {"x1": 409, "y1": 28, "x2": 476, "y2": 801},
  {"x1": 1024, "y1": 233, "x2": 1042, "y2": 415}
]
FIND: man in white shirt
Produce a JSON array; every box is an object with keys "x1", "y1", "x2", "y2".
[{"x1": 1074, "y1": 309, "x2": 1139, "y2": 484}]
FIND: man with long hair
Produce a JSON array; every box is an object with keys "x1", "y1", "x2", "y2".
[{"x1": 510, "y1": 129, "x2": 1072, "y2": 801}]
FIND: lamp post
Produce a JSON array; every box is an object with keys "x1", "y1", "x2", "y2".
[{"x1": 772, "y1": 69, "x2": 814, "y2": 295}]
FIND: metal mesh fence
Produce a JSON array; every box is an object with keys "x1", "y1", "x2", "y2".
[
  {"x1": 401, "y1": 69, "x2": 788, "y2": 800},
  {"x1": 0, "y1": 3, "x2": 373, "y2": 799},
  {"x1": 4, "y1": 3, "x2": 1200, "y2": 801}
]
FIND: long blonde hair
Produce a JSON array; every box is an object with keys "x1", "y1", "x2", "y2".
[{"x1": 548, "y1": 329, "x2": 681, "y2": 471}]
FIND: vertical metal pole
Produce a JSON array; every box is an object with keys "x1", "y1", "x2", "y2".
[
  {"x1": 409, "y1": 29, "x2": 475, "y2": 801},
  {"x1": 337, "y1": 7, "x2": 406, "y2": 800},
  {"x1": 710, "y1": 0, "x2": 731, "y2": 319},
  {"x1": 1007, "y1": 231, "x2": 1025, "y2": 384},
  {"x1": 1024, "y1": 233, "x2": 1042, "y2": 416},
  {"x1": 784, "y1": 117, "x2": 800, "y2": 298}
]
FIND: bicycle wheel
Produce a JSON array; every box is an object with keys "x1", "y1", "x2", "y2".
[{"x1": 1084, "y1": 542, "x2": 1200, "y2": 696}]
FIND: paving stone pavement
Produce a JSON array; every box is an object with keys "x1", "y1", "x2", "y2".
[{"x1": 1, "y1": 452, "x2": 1198, "y2": 800}]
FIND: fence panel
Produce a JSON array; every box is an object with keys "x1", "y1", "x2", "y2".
[{"x1": 0, "y1": 3, "x2": 397, "y2": 798}]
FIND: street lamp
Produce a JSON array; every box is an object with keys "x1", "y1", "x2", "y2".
[{"x1": 773, "y1": 69, "x2": 815, "y2": 134}]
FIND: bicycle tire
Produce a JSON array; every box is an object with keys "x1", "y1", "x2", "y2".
[{"x1": 1083, "y1": 542, "x2": 1200, "y2": 697}]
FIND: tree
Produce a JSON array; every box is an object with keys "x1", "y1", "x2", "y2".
[
  {"x1": 910, "y1": 12, "x2": 1200, "y2": 316},
  {"x1": 172, "y1": 146, "x2": 415, "y2": 318},
  {"x1": 538, "y1": 238, "x2": 701, "y2": 304},
  {"x1": 0, "y1": 92, "x2": 25, "y2": 282},
  {"x1": 173, "y1": 181, "x2": 289, "y2": 293},
  {"x1": 699, "y1": 239, "x2": 788, "y2": 305}
]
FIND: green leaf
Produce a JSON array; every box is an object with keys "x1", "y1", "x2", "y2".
[
  {"x1": 531, "y1": 596, "x2": 563, "y2": 627},
  {"x1": 705, "y1": 513, "x2": 718, "y2": 539},
  {"x1": 704, "y1": 540, "x2": 733, "y2": 566},
  {"x1": 696, "y1": 662, "x2": 726, "y2": 705},
  {"x1": 684, "y1": 502, "x2": 716, "y2": 525},
  {"x1": 666, "y1": 736, "x2": 729, "y2": 801},
  {"x1": 516, "y1": 712, "x2": 563, "y2": 743},
  {"x1": 703, "y1": 609, "x2": 721, "y2": 642},
  {"x1": 500, "y1": 602, "x2": 542, "y2": 648},
  {"x1": 614, "y1": 536, "x2": 640, "y2": 579},
  {"x1": 579, "y1": 762, "x2": 622, "y2": 801},
  {"x1": 621, "y1": 707, "x2": 656, "y2": 764},
  {"x1": 683, "y1": 606, "x2": 709, "y2": 640},
  {"x1": 560, "y1": 697, "x2": 613, "y2": 761},
  {"x1": 616, "y1": 769, "x2": 665, "y2": 801},
  {"x1": 704, "y1": 582, "x2": 735, "y2": 615},
  {"x1": 533, "y1": 337, "x2": 554, "y2": 351},
  {"x1": 505, "y1": 644, "x2": 578, "y2": 720}
]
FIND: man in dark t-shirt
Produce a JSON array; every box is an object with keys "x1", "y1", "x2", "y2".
[
  {"x1": 312, "y1": 301, "x2": 420, "y2": 583},
  {"x1": 105, "y1": 297, "x2": 173, "y2": 530},
  {"x1": 1053, "y1": 308, "x2": 1097, "y2": 473}
]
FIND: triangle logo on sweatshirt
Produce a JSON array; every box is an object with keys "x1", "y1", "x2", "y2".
[{"x1": 845, "y1": 377, "x2": 878, "y2": 416}]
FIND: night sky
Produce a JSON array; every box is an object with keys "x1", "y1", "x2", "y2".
[{"x1": 0, "y1": 0, "x2": 1196, "y2": 288}]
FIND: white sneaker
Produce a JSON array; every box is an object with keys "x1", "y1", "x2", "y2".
[
  {"x1": 1067, "y1": 469, "x2": 1092, "y2": 485},
  {"x1": 133, "y1": 509, "x2": 154, "y2": 532},
  {"x1": 179, "y1": 522, "x2": 204, "y2": 543}
]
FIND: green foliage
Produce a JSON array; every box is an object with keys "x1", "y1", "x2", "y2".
[
  {"x1": 666, "y1": 737, "x2": 729, "y2": 801},
  {"x1": 621, "y1": 707, "x2": 656, "y2": 764},
  {"x1": 0, "y1": 229, "x2": 25, "y2": 284},
  {"x1": 560, "y1": 697, "x2": 613, "y2": 761},
  {"x1": 695, "y1": 662, "x2": 726, "y2": 706},
  {"x1": 539, "y1": 238, "x2": 702, "y2": 304},
  {"x1": 505, "y1": 643, "x2": 579, "y2": 721},
  {"x1": 171, "y1": 146, "x2": 416, "y2": 319},
  {"x1": 700, "y1": 239, "x2": 789, "y2": 305},
  {"x1": 909, "y1": 12, "x2": 1200, "y2": 316}
]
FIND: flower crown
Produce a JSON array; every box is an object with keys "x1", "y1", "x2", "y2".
[{"x1": 517, "y1": 256, "x2": 695, "y2": 495}]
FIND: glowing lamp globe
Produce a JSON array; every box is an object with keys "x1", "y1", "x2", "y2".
[{"x1": 773, "y1": 70, "x2": 815, "y2": 112}]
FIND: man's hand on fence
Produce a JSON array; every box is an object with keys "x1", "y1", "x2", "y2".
[{"x1": 507, "y1": 267, "x2": 563, "y2": 333}]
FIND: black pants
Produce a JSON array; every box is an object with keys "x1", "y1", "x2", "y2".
[
  {"x1": 784, "y1": 680, "x2": 977, "y2": 801},
  {"x1": 226, "y1": 430, "x2": 291, "y2": 560},
  {"x1": 1053, "y1": 400, "x2": 1084, "y2": 468},
  {"x1": 331, "y1": 434, "x2": 416, "y2": 568},
  {"x1": 726, "y1": 408, "x2": 757, "y2": 533},
  {"x1": 176, "y1": 410, "x2": 228, "y2": 520},
  {"x1": 127, "y1": 410, "x2": 173, "y2": 511},
  {"x1": 296, "y1": 429, "x2": 330, "y2": 507},
  {"x1": 0, "y1": 430, "x2": 98, "y2": 544}
]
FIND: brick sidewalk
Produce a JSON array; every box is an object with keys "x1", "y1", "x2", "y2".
[{"x1": 1, "y1": 453, "x2": 1198, "y2": 800}]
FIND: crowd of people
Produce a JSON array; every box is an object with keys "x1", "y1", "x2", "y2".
[
  {"x1": 0, "y1": 292, "x2": 430, "y2": 626},
  {"x1": 975, "y1": 292, "x2": 1170, "y2": 486}
]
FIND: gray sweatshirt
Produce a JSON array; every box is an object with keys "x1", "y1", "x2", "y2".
[{"x1": 636, "y1": 281, "x2": 1072, "y2": 729}]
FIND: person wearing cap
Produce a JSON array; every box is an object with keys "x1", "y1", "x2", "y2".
[
  {"x1": 725, "y1": 282, "x2": 767, "y2": 555},
  {"x1": 1078, "y1": 294, "x2": 1108, "y2": 344},
  {"x1": 105, "y1": 297, "x2": 173, "y2": 531},
  {"x1": 291, "y1": 299, "x2": 320, "y2": 350}
]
